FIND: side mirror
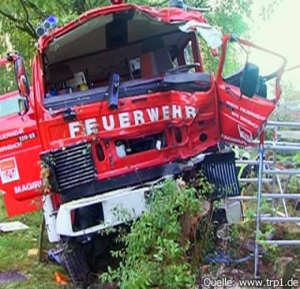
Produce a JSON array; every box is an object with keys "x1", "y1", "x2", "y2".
[
  {"x1": 18, "y1": 97, "x2": 29, "y2": 116},
  {"x1": 14, "y1": 56, "x2": 30, "y2": 98},
  {"x1": 240, "y1": 62, "x2": 259, "y2": 98}
]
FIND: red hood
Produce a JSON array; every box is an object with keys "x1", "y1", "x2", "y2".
[{"x1": 38, "y1": 4, "x2": 208, "y2": 50}]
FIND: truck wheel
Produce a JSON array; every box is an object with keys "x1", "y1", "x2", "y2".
[{"x1": 60, "y1": 239, "x2": 90, "y2": 286}]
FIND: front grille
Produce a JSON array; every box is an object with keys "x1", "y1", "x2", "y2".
[
  {"x1": 200, "y1": 151, "x2": 241, "y2": 200},
  {"x1": 41, "y1": 142, "x2": 96, "y2": 192}
]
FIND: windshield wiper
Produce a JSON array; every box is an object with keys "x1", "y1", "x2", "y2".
[{"x1": 107, "y1": 73, "x2": 120, "y2": 110}]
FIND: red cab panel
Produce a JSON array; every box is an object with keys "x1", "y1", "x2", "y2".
[
  {"x1": 0, "y1": 90, "x2": 43, "y2": 217},
  {"x1": 216, "y1": 34, "x2": 286, "y2": 146}
]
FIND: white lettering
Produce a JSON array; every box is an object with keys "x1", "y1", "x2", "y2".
[
  {"x1": 147, "y1": 107, "x2": 159, "y2": 121},
  {"x1": 185, "y1": 106, "x2": 196, "y2": 118},
  {"x1": 172, "y1": 105, "x2": 182, "y2": 119},
  {"x1": 14, "y1": 180, "x2": 42, "y2": 194},
  {"x1": 102, "y1": 115, "x2": 115, "y2": 131},
  {"x1": 69, "y1": 122, "x2": 81, "y2": 138},
  {"x1": 221, "y1": 134, "x2": 246, "y2": 145},
  {"x1": 231, "y1": 111, "x2": 239, "y2": 119},
  {"x1": 162, "y1": 106, "x2": 170, "y2": 120},
  {"x1": 119, "y1": 112, "x2": 130, "y2": 128},
  {"x1": 68, "y1": 105, "x2": 199, "y2": 138},
  {"x1": 240, "y1": 115, "x2": 258, "y2": 129},
  {"x1": 240, "y1": 107, "x2": 265, "y2": 121},
  {"x1": 0, "y1": 129, "x2": 24, "y2": 141},
  {"x1": 226, "y1": 100, "x2": 239, "y2": 110},
  {"x1": 0, "y1": 142, "x2": 22, "y2": 153},
  {"x1": 133, "y1": 110, "x2": 145, "y2": 125},
  {"x1": 85, "y1": 118, "x2": 97, "y2": 134}
]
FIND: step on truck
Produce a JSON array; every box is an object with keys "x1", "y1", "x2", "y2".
[{"x1": 0, "y1": 0, "x2": 286, "y2": 285}]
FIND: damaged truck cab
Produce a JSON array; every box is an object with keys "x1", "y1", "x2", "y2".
[{"x1": 1, "y1": 1, "x2": 286, "y2": 284}]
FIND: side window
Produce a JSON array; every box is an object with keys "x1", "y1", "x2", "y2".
[
  {"x1": 172, "y1": 57, "x2": 179, "y2": 67},
  {"x1": 0, "y1": 95, "x2": 23, "y2": 117},
  {"x1": 0, "y1": 62, "x2": 23, "y2": 117},
  {"x1": 222, "y1": 42, "x2": 247, "y2": 81},
  {"x1": 169, "y1": 40, "x2": 194, "y2": 69},
  {"x1": 221, "y1": 40, "x2": 283, "y2": 101},
  {"x1": 184, "y1": 41, "x2": 193, "y2": 64},
  {"x1": 0, "y1": 63, "x2": 18, "y2": 95}
]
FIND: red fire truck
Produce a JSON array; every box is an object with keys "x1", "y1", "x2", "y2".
[{"x1": 0, "y1": 0, "x2": 286, "y2": 284}]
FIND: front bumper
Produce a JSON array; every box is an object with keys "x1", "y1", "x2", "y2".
[{"x1": 55, "y1": 177, "x2": 169, "y2": 237}]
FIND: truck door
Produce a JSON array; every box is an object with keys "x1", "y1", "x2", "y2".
[
  {"x1": 215, "y1": 34, "x2": 287, "y2": 146},
  {"x1": 0, "y1": 55, "x2": 43, "y2": 217}
]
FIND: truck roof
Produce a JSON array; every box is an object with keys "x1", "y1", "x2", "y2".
[
  {"x1": 37, "y1": 3, "x2": 222, "y2": 75},
  {"x1": 37, "y1": 4, "x2": 216, "y2": 56},
  {"x1": 38, "y1": 4, "x2": 208, "y2": 50}
]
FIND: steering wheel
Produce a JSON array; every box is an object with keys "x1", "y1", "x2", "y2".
[{"x1": 165, "y1": 63, "x2": 200, "y2": 75}]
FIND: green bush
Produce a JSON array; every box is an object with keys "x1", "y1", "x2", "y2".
[{"x1": 101, "y1": 177, "x2": 215, "y2": 289}]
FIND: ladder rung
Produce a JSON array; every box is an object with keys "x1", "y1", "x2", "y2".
[
  {"x1": 267, "y1": 121, "x2": 300, "y2": 128},
  {"x1": 265, "y1": 169, "x2": 300, "y2": 175},
  {"x1": 260, "y1": 240, "x2": 300, "y2": 245},
  {"x1": 264, "y1": 146, "x2": 300, "y2": 152},
  {"x1": 239, "y1": 178, "x2": 273, "y2": 183},
  {"x1": 260, "y1": 193, "x2": 300, "y2": 199},
  {"x1": 229, "y1": 194, "x2": 300, "y2": 201},
  {"x1": 261, "y1": 217, "x2": 300, "y2": 222},
  {"x1": 228, "y1": 196, "x2": 257, "y2": 200},
  {"x1": 236, "y1": 160, "x2": 273, "y2": 165}
]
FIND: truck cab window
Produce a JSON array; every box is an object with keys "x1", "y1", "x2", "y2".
[
  {"x1": 222, "y1": 40, "x2": 283, "y2": 100},
  {"x1": 222, "y1": 41, "x2": 247, "y2": 87},
  {"x1": 0, "y1": 64, "x2": 18, "y2": 95},
  {"x1": 0, "y1": 63, "x2": 23, "y2": 117},
  {"x1": 184, "y1": 42, "x2": 193, "y2": 64},
  {"x1": 0, "y1": 94, "x2": 23, "y2": 117}
]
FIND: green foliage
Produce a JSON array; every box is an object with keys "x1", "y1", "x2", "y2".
[
  {"x1": 0, "y1": 0, "x2": 280, "y2": 80},
  {"x1": 0, "y1": 63, "x2": 18, "y2": 94},
  {"x1": 101, "y1": 178, "x2": 215, "y2": 289}
]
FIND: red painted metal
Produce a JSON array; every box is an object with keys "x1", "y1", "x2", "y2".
[{"x1": 0, "y1": 4, "x2": 287, "y2": 218}]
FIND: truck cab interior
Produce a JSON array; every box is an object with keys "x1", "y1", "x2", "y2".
[{"x1": 41, "y1": 9, "x2": 212, "y2": 111}]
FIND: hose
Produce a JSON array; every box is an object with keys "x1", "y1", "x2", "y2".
[{"x1": 205, "y1": 251, "x2": 253, "y2": 265}]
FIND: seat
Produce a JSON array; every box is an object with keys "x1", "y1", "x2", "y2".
[{"x1": 140, "y1": 48, "x2": 173, "y2": 78}]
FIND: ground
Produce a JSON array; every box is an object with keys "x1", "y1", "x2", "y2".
[
  {"x1": 1, "y1": 188, "x2": 300, "y2": 288},
  {"x1": 0, "y1": 197, "x2": 64, "y2": 289}
]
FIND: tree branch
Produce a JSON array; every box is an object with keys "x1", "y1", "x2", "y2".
[
  {"x1": 24, "y1": 0, "x2": 47, "y2": 19},
  {"x1": 0, "y1": 9, "x2": 19, "y2": 23},
  {"x1": 0, "y1": 8, "x2": 37, "y2": 39},
  {"x1": 19, "y1": 0, "x2": 38, "y2": 39},
  {"x1": 16, "y1": 23, "x2": 37, "y2": 39},
  {"x1": 20, "y1": 0, "x2": 29, "y2": 21}
]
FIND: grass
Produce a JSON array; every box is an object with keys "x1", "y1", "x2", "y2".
[
  {"x1": 0, "y1": 197, "x2": 68, "y2": 289},
  {"x1": 1, "y1": 169, "x2": 300, "y2": 288}
]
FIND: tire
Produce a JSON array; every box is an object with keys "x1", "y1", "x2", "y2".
[{"x1": 60, "y1": 238, "x2": 91, "y2": 286}]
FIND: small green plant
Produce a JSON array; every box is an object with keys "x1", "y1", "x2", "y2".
[{"x1": 101, "y1": 177, "x2": 215, "y2": 289}]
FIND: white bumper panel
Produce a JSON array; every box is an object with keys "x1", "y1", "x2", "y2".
[{"x1": 56, "y1": 177, "x2": 170, "y2": 237}]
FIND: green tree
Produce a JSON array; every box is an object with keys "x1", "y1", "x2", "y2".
[{"x1": 0, "y1": 0, "x2": 282, "y2": 81}]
